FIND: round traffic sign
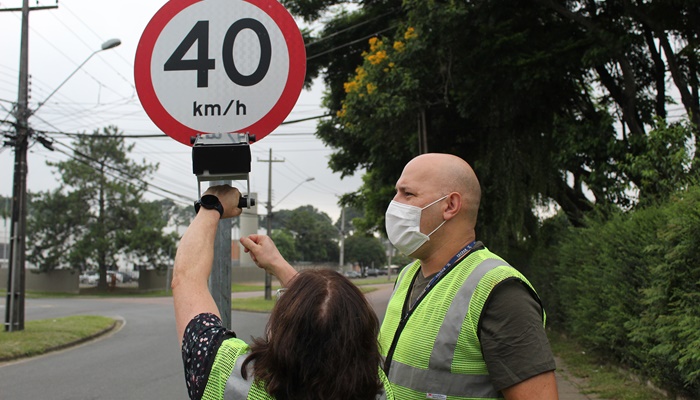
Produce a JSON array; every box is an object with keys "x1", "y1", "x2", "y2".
[{"x1": 135, "y1": 0, "x2": 306, "y2": 146}]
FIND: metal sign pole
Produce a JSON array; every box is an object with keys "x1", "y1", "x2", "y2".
[{"x1": 210, "y1": 180, "x2": 232, "y2": 330}]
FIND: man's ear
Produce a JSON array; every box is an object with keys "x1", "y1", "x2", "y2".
[{"x1": 443, "y1": 192, "x2": 461, "y2": 221}]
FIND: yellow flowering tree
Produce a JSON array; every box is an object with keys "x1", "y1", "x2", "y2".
[{"x1": 318, "y1": 27, "x2": 425, "y2": 180}]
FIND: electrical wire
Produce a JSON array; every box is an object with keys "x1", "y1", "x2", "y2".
[
  {"x1": 305, "y1": 9, "x2": 399, "y2": 48},
  {"x1": 16, "y1": 112, "x2": 193, "y2": 205},
  {"x1": 1, "y1": 4, "x2": 406, "y2": 215},
  {"x1": 307, "y1": 25, "x2": 399, "y2": 60},
  {"x1": 50, "y1": 141, "x2": 192, "y2": 206}
]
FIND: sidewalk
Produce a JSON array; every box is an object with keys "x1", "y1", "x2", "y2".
[{"x1": 556, "y1": 356, "x2": 600, "y2": 399}]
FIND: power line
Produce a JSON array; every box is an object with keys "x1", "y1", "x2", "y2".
[
  {"x1": 305, "y1": 9, "x2": 399, "y2": 47},
  {"x1": 33, "y1": 112, "x2": 333, "y2": 139},
  {"x1": 61, "y1": 2, "x2": 140, "y2": 85},
  {"x1": 307, "y1": 25, "x2": 399, "y2": 60},
  {"x1": 20, "y1": 109, "x2": 194, "y2": 205},
  {"x1": 50, "y1": 141, "x2": 192, "y2": 206}
]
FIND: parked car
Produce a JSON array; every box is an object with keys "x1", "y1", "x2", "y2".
[
  {"x1": 365, "y1": 268, "x2": 379, "y2": 277},
  {"x1": 79, "y1": 271, "x2": 99, "y2": 285},
  {"x1": 343, "y1": 270, "x2": 361, "y2": 279},
  {"x1": 120, "y1": 271, "x2": 136, "y2": 283}
]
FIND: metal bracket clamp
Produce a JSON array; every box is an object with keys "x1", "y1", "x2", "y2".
[{"x1": 191, "y1": 132, "x2": 257, "y2": 208}]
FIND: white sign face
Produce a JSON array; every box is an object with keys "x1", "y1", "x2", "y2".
[{"x1": 135, "y1": 0, "x2": 306, "y2": 146}]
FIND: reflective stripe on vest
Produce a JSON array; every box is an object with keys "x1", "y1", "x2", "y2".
[
  {"x1": 387, "y1": 359, "x2": 499, "y2": 398},
  {"x1": 431, "y1": 258, "x2": 505, "y2": 370},
  {"x1": 224, "y1": 354, "x2": 253, "y2": 400},
  {"x1": 386, "y1": 257, "x2": 511, "y2": 398}
]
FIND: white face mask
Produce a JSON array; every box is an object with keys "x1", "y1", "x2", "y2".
[{"x1": 385, "y1": 195, "x2": 448, "y2": 256}]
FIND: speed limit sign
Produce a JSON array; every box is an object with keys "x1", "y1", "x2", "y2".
[{"x1": 135, "y1": 0, "x2": 306, "y2": 146}]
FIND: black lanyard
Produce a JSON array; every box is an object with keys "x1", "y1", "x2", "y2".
[
  {"x1": 405, "y1": 240, "x2": 477, "y2": 316},
  {"x1": 384, "y1": 241, "x2": 477, "y2": 374}
]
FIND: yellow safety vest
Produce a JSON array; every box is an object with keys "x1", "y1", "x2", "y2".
[
  {"x1": 378, "y1": 247, "x2": 543, "y2": 400},
  {"x1": 202, "y1": 337, "x2": 394, "y2": 399}
]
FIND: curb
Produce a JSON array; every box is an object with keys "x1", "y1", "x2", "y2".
[{"x1": 0, "y1": 317, "x2": 124, "y2": 363}]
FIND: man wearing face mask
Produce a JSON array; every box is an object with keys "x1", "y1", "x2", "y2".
[{"x1": 379, "y1": 153, "x2": 558, "y2": 400}]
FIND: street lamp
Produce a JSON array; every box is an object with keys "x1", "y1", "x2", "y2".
[
  {"x1": 273, "y1": 177, "x2": 315, "y2": 208},
  {"x1": 264, "y1": 176, "x2": 314, "y2": 300},
  {"x1": 5, "y1": 37, "x2": 121, "y2": 332},
  {"x1": 32, "y1": 38, "x2": 122, "y2": 115}
]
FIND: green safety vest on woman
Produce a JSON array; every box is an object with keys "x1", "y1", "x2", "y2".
[
  {"x1": 201, "y1": 337, "x2": 394, "y2": 400},
  {"x1": 378, "y1": 247, "x2": 544, "y2": 400}
]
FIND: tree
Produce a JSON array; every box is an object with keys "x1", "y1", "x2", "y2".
[
  {"x1": 284, "y1": 0, "x2": 700, "y2": 251},
  {"x1": 271, "y1": 229, "x2": 299, "y2": 262},
  {"x1": 344, "y1": 234, "x2": 387, "y2": 272},
  {"x1": 334, "y1": 205, "x2": 364, "y2": 236},
  {"x1": 27, "y1": 126, "x2": 177, "y2": 290},
  {"x1": 269, "y1": 205, "x2": 339, "y2": 262}
]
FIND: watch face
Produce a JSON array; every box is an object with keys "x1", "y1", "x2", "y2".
[{"x1": 201, "y1": 195, "x2": 219, "y2": 208}]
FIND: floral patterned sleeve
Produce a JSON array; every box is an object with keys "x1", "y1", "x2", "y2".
[{"x1": 181, "y1": 313, "x2": 237, "y2": 400}]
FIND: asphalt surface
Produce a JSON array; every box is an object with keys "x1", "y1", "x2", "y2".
[
  {"x1": 1, "y1": 284, "x2": 593, "y2": 399},
  {"x1": 0, "y1": 296, "x2": 269, "y2": 400}
]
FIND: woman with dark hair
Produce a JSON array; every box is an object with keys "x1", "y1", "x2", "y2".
[{"x1": 172, "y1": 185, "x2": 393, "y2": 400}]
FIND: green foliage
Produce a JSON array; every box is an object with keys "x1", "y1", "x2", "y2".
[
  {"x1": 390, "y1": 252, "x2": 414, "y2": 269},
  {"x1": 285, "y1": 0, "x2": 700, "y2": 395},
  {"x1": 271, "y1": 205, "x2": 339, "y2": 262},
  {"x1": 0, "y1": 315, "x2": 115, "y2": 361},
  {"x1": 26, "y1": 126, "x2": 177, "y2": 289},
  {"x1": 619, "y1": 119, "x2": 694, "y2": 206},
  {"x1": 536, "y1": 185, "x2": 700, "y2": 396},
  {"x1": 344, "y1": 233, "x2": 387, "y2": 269},
  {"x1": 334, "y1": 205, "x2": 363, "y2": 235},
  {"x1": 289, "y1": 0, "x2": 700, "y2": 256},
  {"x1": 558, "y1": 207, "x2": 664, "y2": 362},
  {"x1": 629, "y1": 187, "x2": 700, "y2": 392},
  {"x1": 270, "y1": 229, "x2": 299, "y2": 262}
]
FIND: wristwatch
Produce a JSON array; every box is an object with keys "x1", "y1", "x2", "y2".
[{"x1": 194, "y1": 194, "x2": 224, "y2": 218}]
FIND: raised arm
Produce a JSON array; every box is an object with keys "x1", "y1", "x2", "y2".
[
  {"x1": 240, "y1": 234, "x2": 298, "y2": 287},
  {"x1": 172, "y1": 185, "x2": 241, "y2": 343}
]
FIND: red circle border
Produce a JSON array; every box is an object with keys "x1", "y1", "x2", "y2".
[{"x1": 134, "y1": 0, "x2": 306, "y2": 146}]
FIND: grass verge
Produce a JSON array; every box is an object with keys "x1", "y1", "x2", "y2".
[
  {"x1": 0, "y1": 315, "x2": 117, "y2": 361},
  {"x1": 78, "y1": 287, "x2": 171, "y2": 297},
  {"x1": 0, "y1": 288, "x2": 171, "y2": 298},
  {"x1": 232, "y1": 286, "x2": 379, "y2": 313},
  {"x1": 231, "y1": 277, "x2": 394, "y2": 293},
  {"x1": 549, "y1": 331, "x2": 667, "y2": 400},
  {"x1": 232, "y1": 283, "x2": 281, "y2": 293}
]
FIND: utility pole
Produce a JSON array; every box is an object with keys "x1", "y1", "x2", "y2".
[
  {"x1": 258, "y1": 148, "x2": 284, "y2": 300},
  {"x1": 3, "y1": 0, "x2": 58, "y2": 333},
  {"x1": 339, "y1": 207, "x2": 345, "y2": 269}
]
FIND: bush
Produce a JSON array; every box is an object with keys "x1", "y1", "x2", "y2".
[
  {"x1": 535, "y1": 185, "x2": 700, "y2": 396},
  {"x1": 558, "y1": 207, "x2": 664, "y2": 364},
  {"x1": 628, "y1": 186, "x2": 700, "y2": 394}
]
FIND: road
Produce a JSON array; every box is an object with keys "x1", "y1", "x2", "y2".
[
  {"x1": 1, "y1": 284, "x2": 591, "y2": 399},
  {"x1": 0, "y1": 296, "x2": 271, "y2": 400}
]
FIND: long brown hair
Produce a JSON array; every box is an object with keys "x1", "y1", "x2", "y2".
[{"x1": 241, "y1": 269, "x2": 382, "y2": 399}]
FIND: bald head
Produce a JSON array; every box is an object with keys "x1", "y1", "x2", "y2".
[{"x1": 401, "y1": 153, "x2": 481, "y2": 224}]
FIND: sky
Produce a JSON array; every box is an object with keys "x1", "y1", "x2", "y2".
[{"x1": 0, "y1": 0, "x2": 365, "y2": 224}]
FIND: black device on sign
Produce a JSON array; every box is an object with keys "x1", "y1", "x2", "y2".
[{"x1": 191, "y1": 133, "x2": 257, "y2": 208}]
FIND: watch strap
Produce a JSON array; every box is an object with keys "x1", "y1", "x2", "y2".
[{"x1": 194, "y1": 194, "x2": 224, "y2": 218}]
